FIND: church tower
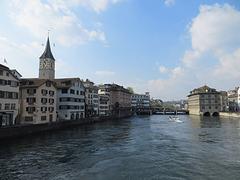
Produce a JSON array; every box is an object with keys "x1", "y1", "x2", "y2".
[{"x1": 39, "y1": 36, "x2": 55, "y2": 80}]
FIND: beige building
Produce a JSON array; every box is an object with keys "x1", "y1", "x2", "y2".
[
  {"x1": 55, "y1": 78, "x2": 85, "y2": 120},
  {"x1": 19, "y1": 79, "x2": 57, "y2": 124},
  {"x1": 99, "y1": 84, "x2": 132, "y2": 117},
  {"x1": 0, "y1": 64, "x2": 20, "y2": 126},
  {"x1": 83, "y1": 79, "x2": 99, "y2": 117},
  {"x1": 188, "y1": 85, "x2": 221, "y2": 116}
]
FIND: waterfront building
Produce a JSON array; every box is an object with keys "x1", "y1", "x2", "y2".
[
  {"x1": 187, "y1": 85, "x2": 221, "y2": 116},
  {"x1": 19, "y1": 78, "x2": 57, "y2": 124},
  {"x1": 99, "y1": 84, "x2": 132, "y2": 117},
  {"x1": 219, "y1": 91, "x2": 228, "y2": 112},
  {"x1": 227, "y1": 87, "x2": 240, "y2": 112},
  {"x1": 0, "y1": 64, "x2": 20, "y2": 126},
  {"x1": 83, "y1": 79, "x2": 99, "y2": 117},
  {"x1": 131, "y1": 92, "x2": 151, "y2": 114},
  {"x1": 55, "y1": 78, "x2": 85, "y2": 120},
  {"x1": 98, "y1": 86, "x2": 110, "y2": 116}
]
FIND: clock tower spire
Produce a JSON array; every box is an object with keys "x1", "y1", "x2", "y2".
[{"x1": 39, "y1": 35, "x2": 55, "y2": 80}]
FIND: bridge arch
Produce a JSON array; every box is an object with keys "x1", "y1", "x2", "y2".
[
  {"x1": 203, "y1": 112, "x2": 210, "y2": 116},
  {"x1": 212, "y1": 112, "x2": 219, "y2": 116}
]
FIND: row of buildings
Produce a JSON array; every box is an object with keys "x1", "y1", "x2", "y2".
[
  {"x1": 187, "y1": 85, "x2": 238, "y2": 116},
  {"x1": 0, "y1": 37, "x2": 150, "y2": 127}
]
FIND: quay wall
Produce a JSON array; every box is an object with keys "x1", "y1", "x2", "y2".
[
  {"x1": 0, "y1": 115, "x2": 131, "y2": 141},
  {"x1": 220, "y1": 112, "x2": 240, "y2": 118}
]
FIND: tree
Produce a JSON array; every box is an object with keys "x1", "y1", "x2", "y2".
[{"x1": 127, "y1": 87, "x2": 134, "y2": 94}]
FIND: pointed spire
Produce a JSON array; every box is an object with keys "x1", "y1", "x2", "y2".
[{"x1": 39, "y1": 36, "x2": 55, "y2": 60}]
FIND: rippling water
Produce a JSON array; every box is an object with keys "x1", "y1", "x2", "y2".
[{"x1": 1, "y1": 115, "x2": 240, "y2": 180}]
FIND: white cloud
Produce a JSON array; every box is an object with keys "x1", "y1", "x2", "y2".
[
  {"x1": 164, "y1": 0, "x2": 175, "y2": 7},
  {"x1": 7, "y1": 0, "x2": 119, "y2": 46},
  {"x1": 159, "y1": 66, "x2": 168, "y2": 73},
  {"x1": 148, "y1": 3, "x2": 240, "y2": 100}
]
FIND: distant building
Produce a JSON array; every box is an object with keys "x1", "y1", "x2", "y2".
[
  {"x1": 131, "y1": 92, "x2": 151, "y2": 114},
  {"x1": 55, "y1": 78, "x2": 85, "y2": 120},
  {"x1": 99, "y1": 84, "x2": 132, "y2": 117},
  {"x1": 19, "y1": 79, "x2": 57, "y2": 124},
  {"x1": 83, "y1": 79, "x2": 99, "y2": 117},
  {"x1": 187, "y1": 85, "x2": 221, "y2": 116},
  {"x1": 227, "y1": 87, "x2": 240, "y2": 112},
  {"x1": 0, "y1": 64, "x2": 20, "y2": 126}
]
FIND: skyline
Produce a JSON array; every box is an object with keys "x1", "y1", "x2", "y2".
[{"x1": 0, "y1": 0, "x2": 240, "y2": 100}]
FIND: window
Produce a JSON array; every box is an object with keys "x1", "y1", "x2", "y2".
[
  {"x1": 26, "y1": 107, "x2": 36, "y2": 113},
  {"x1": 41, "y1": 89, "x2": 48, "y2": 95},
  {"x1": 26, "y1": 97, "x2": 36, "y2": 104},
  {"x1": 48, "y1": 107, "x2": 54, "y2": 112},
  {"x1": 5, "y1": 103, "x2": 10, "y2": 110},
  {"x1": 46, "y1": 81, "x2": 51, "y2": 87},
  {"x1": 0, "y1": 70, "x2": 3, "y2": 75},
  {"x1": 76, "y1": 90, "x2": 79, "y2": 95},
  {"x1": 41, "y1": 107, "x2": 47, "y2": 112},
  {"x1": 27, "y1": 89, "x2": 36, "y2": 95},
  {"x1": 49, "y1": 98, "x2": 54, "y2": 104},
  {"x1": 41, "y1": 98, "x2": 47, "y2": 104},
  {"x1": 11, "y1": 104, "x2": 16, "y2": 110},
  {"x1": 6, "y1": 72, "x2": 9, "y2": 76},
  {"x1": 25, "y1": 116, "x2": 33, "y2": 122},
  {"x1": 62, "y1": 89, "x2": 68, "y2": 94},
  {"x1": 41, "y1": 116, "x2": 47, "y2": 121},
  {"x1": 70, "y1": 89, "x2": 75, "y2": 94},
  {"x1": 49, "y1": 91, "x2": 55, "y2": 96}
]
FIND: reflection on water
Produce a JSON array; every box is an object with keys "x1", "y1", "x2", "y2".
[{"x1": 1, "y1": 115, "x2": 240, "y2": 180}]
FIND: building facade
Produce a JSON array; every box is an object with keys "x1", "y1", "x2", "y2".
[
  {"x1": 131, "y1": 92, "x2": 151, "y2": 114},
  {"x1": 55, "y1": 78, "x2": 85, "y2": 120},
  {"x1": 98, "y1": 86, "x2": 110, "y2": 116},
  {"x1": 227, "y1": 87, "x2": 240, "y2": 112},
  {"x1": 99, "y1": 84, "x2": 132, "y2": 118},
  {"x1": 83, "y1": 79, "x2": 99, "y2": 117},
  {"x1": 0, "y1": 64, "x2": 20, "y2": 126},
  {"x1": 19, "y1": 79, "x2": 57, "y2": 124},
  {"x1": 188, "y1": 85, "x2": 221, "y2": 116}
]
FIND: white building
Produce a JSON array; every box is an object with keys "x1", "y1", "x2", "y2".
[
  {"x1": 83, "y1": 79, "x2": 99, "y2": 117},
  {"x1": 19, "y1": 79, "x2": 57, "y2": 124},
  {"x1": 55, "y1": 78, "x2": 85, "y2": 120},
  {"x1": 0, "y1": 64, "x2": 20, "y2": 126},
  {"x1": 131, "y1": 92, "x2": 151, "y2": 114},
  {"x1": 98, "y1": 86, "x2": 110, "y2": 116},
  {"x1": 228, "y1": 87, "x2": 240, "y2": 112}
]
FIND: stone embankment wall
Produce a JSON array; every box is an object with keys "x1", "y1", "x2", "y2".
[
  {"x1": 0, "y1": 116, "x2": 124, "y2": 141},
  {"x1": 220, "y1": 112, "x2": 240, "y2": 118}
]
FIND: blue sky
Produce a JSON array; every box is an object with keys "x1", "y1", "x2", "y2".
[{"x1": 0, "y1": 0, "x2": 240, "y2": 100}]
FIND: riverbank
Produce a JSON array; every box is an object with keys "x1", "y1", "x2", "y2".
[
  {"x1": 220, "y1": 112, "x2": 240, "y2": 118},
  {"x1": 0, "y1": 115, "x2": 132, "y2": 141}
]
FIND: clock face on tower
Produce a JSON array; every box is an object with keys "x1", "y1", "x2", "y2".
[{"x1": 40, "y1": 59, "x2": 53, "y2": 69}]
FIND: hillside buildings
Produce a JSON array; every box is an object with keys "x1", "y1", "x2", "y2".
[
  {"x1": 188, "y1": 85, "x2": 221, "y2": 116},
  {"x1": 83, "y1": 79, "x2": 99, "y2": 117},
  {"x1": 19, "y1": 79, "x2": 57, "y2": 124},
  {"x1": 0, "y1": 64, "x2": 20, "y2": 126}
]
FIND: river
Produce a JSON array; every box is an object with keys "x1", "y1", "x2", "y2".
[{"x1": 1, "y1": 115, "x2": 240, "y2": 180}]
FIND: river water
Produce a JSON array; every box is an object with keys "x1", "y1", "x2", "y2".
[{"x1": 1, "y1": 115, "x2": 240, "y2": 180}]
